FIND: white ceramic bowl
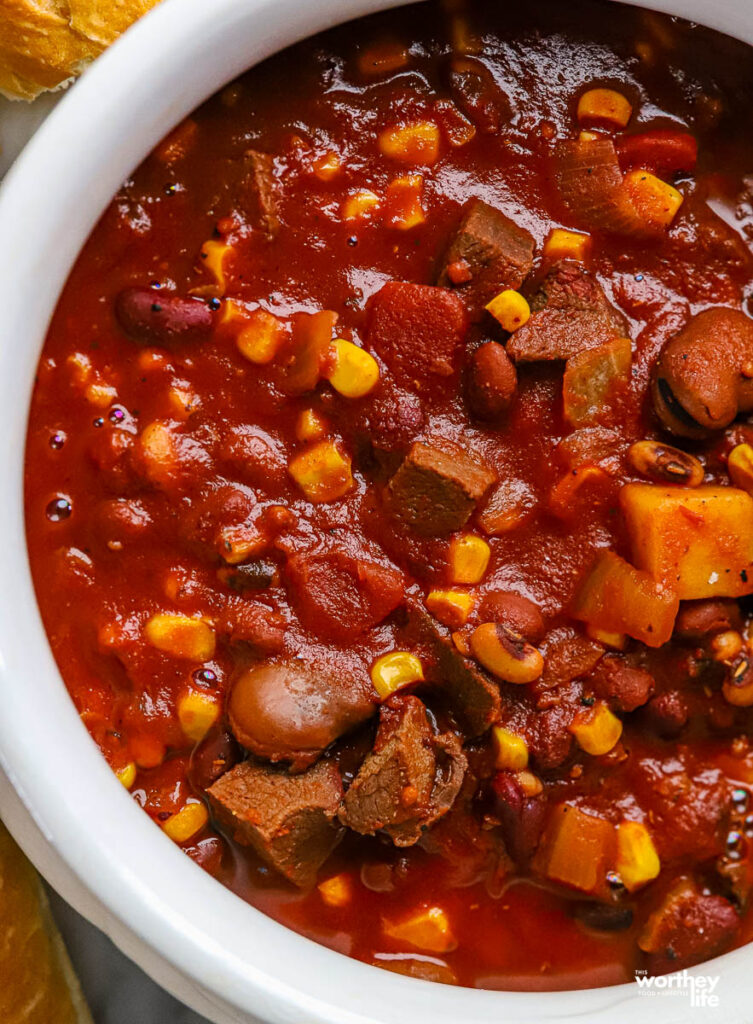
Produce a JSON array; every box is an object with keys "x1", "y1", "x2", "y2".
[{"x1": 1, "y1": 1, "x2": 752, "y2": 1021}]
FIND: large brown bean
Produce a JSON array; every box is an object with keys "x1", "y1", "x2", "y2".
[
  {"x1": 115, "y1": 287, "x2": 214, "y2": 344},
  {"x1": 466, "y1": 341, "x2": 517, "y2": 420}
]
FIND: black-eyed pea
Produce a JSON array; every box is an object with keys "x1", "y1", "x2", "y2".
[
  {"x1": 627, "y1": 440, "x2": 704, "y2": 486},
  {"x1": 469, "y1": 622, "x2": 543, "y2": 683}
]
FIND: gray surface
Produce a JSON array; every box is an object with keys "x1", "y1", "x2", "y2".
[{"x1": 48, "y1": 886, "x2": 210, "y2": 1024}]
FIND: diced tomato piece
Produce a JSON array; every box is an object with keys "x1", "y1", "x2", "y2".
[{"x1": 616, "y1": 130, "x2": 698, "y2": 176}]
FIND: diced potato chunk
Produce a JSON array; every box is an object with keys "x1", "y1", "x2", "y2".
[
  {"x1": 622, "y1": 169, "x2": 683, "y2": 231},
  {"x1": 342, "y1": 189, "x2": 381, "y2": 221},
  {"x1": 544, "y1": 228, "x2": 592, "y2": 263},
  {"x1": 562, "y1": 337, "x2": 631, "y2": 428},
  {"x1": 383, "y1": 906, "x2": 456, "y2": 953},
  {"x1": 533, "y1": 803, "x2": 616, "y2": 895},
  {"x1": 144, "y1": 613, "x2": 216, "y2": 661},
  {"x1": 620, "y1": 484, "x2": 753, "y2": 599},
  {"x1": 378, "y1": 121, "x2": 440, "y2": 165},
  {"x1": 384, "y1": 174, "x2": 425, "y2": 229},
  {"x1": 288, "y1": 440, "x2": 354, "y2": 503},
  {"x1": 571, "y1": 550, "x2": 679, "y2": 647}
]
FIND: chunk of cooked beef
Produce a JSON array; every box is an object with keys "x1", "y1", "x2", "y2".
[
  {"x1": 228, "y1": 659, "x2": 376, "y2": 770},
  {"x1": 437, "y1": 199, "x2": 535, "y2": 318},
  {"x1": 638, "y1": 879, "x2": 739, "y2": 973},
  {"x1": 407, "y1": 602, "x2": 501, "y2": 735},
  {"x1": 588, "y1": 657, "x2": 655, "y2": 713},
  {"x1": 207, "y1": 758, "x2": 344, "y2": 887},
  {"x1": 284, "y1": 545, "x2": 405, "y2": 642},
  {"x1": 366, "y1": 282, "x2": 468, "y2": 392},
  {"x1": 235, "y1": 149, "x2": 280, "y2": 237},
  {"x1": 506, "y1": 260, "x2": 628, "y2": 362},
  {"x1": 387, "y1": 440, "x2": 496, "y2": 536},
  {"x1": 443, "y1": 56, "x2": 509, "y2": 134},
  {"x1": 339, "y1": 695, "x2": 466, "y2": 846}
]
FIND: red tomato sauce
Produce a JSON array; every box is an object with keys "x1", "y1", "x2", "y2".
[{"x1": 24, "y1": 0, "x2": 753, "y2": 990}]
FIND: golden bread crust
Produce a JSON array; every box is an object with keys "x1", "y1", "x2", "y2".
[
  {"x1": 0, "y1": 823, "x2": 93, "y2": 1023},
  {"x1": 0, "y1": 0, "x2": 161, "y2": 100}
]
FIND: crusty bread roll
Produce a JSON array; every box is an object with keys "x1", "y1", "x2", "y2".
[
  {"x1": 0, "y1": 823, "x2": 93, "y2": 1023},
  {"x1": 0, "y1": 0, "x2": 162, "y2": 101}
]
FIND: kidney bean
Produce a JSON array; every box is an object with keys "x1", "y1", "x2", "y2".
[
  {"x1": 466, "y1": 341, "x2": 517, "y2": 420},
  {"x1": 478, "y1": 591, "x2": 545, "y2": 643},
  {"x1": 115, "y1": 287, "x2": 215, "y2": 344}
]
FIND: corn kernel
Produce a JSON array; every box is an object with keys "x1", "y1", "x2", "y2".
[
  {"x1": 116, "y1": 762, "x2": 137, "y2": 790},
  {"x1": 615, "y1": 820, "x2": 661, "y2": 891},
  {"x1": 449, "y1": 534, "x2": 491, "y2": 585},
  {"x1": 295, "y1": 408, "x2": 329, "y2": 442},
  {"x1": 470, "y1": 623, "x2": 544, "y2": 684},
  {"x1": 342, "y1": 189, "x2": 381, "y2": 221},
  {"x1": 326, "y1": 339, "x2": 380, "y2": 399},
  {"x1": 167, "y1": 384, "x2": 200, "y2": 420},
  {"x1": 425, "y1": 589, "x2": 474, "y2": 628},
  {"x1": 492, "y1": 726, "x2": 529, "y2": 771},
  {"x1": 378, "y1": 121, "x2": 440, "y2": 165},
  {"x1": 570, "y1": 702, "x2": 623, "y2": 756},
  {"x1": 199, "y1": 239, "x2": 233, "y2": 294},
  {"x1": 485, "y1": 289, "x2": 531, "y2": 332},
  {"x1": 288, "y1": 440, "x2": 354, "y2": 503},
  {"x1": 144, "y1": 613, "x2": 216, "y2": 661},
  {"x1": 236, "y1": 309, "x2": 286, "y2": 365},
  {"x1": 318, "y1": 873, "x2": 352, "y2": 907},
  {"x1": 162, "y1": 800, "x2": 208, "y2": 843},
  {"x1": 131, "y1": 734, "x2": 166, "y2": 770},
  {"x1": 543, "y1": 228, "x2": 592, "y2": 263},
  {"x1": 622, "y1": 169, "x2": 683, "y2": 230},
  {"x1": 728, "y1": 444, "x2": 753, "y2": 494},
  {"x1": 516, "y1": 769, "x2": 543, "y2": 797},
  {"x1": 577, "y1": 88, "x2": 633, "y2": 129},
  {"x1": 313, "y1": 151, "x2": 341, "y2": 181},
  {"x1": 585, "y1": 625, "x2": 627, "y2": 650},
  {"x1": 384, "y1": 173, "x2": 425, "y2": 230},
  {"x1": 382, "y1": 906, "x2": 456, "y2": 954},
  {"x1": 178, "y1": 691, "x2": 220, "y2": 743},
  {"x1": 371, "y1": 652, "x2": 424, "y2": 699}
]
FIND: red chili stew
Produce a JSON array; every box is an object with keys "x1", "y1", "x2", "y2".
[{"x1": 25, "y1": 0, "x2": 753, "y2": 991}]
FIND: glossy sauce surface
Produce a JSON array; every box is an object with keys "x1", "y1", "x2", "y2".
[{"x1": 25, "y1": 0, "x2": 753, "y2": 990}]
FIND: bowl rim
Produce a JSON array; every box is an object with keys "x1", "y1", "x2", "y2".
[{"x1": 1, "y1": 0, "x2": 752, "y2": 1021}]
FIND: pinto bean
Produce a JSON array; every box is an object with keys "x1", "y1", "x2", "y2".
[
  {"x1": 589, "y1": 657, "x2": 655, "y2": 713},
  {"x1": 466, "y1": 342, "x2": 517, "y2": 420},
  {"x1": 115, "y1": 287, "x2": 215, "y2": 344},
  {"x1": 674, "y1": 599, "x2": 742, "y2": 639},
  {"x1": 478, "y1": 591, "x2": 545, "y2": 643},
  {"x1": 651, "y1": 308, "x2": 753, "y2": 438}
]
